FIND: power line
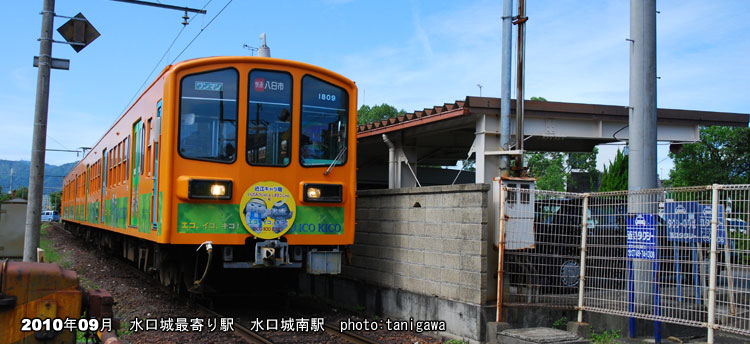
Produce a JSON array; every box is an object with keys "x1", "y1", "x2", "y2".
[
  {"x1": 118, "y1": 0, "x2": 213, "y2": 116},
  {"x1": 47, "y1": 135, "x2": 71, "y2": 150},
  {"x1": 170, "y1": 0, "x2": 233, "y2": 64}
]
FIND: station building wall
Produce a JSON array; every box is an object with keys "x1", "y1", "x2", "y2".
[{"x1": 300, "y1": 184, "x2": 494, "y2": 343}]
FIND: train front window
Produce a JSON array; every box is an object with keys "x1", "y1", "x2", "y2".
[
  {"x1": 247, "y1": 70, "x2": 292, "y2": 166},
  {"x1": 300, "y1": 76, "x2": 348, "y2": 167},
  {"x1": 179, "y1": 68, "x2": 238, "y2": 163}
]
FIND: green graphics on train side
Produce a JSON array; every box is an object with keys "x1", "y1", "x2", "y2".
[{"x1": 177, "y1": 203, "x2": 344, "y2": 235}]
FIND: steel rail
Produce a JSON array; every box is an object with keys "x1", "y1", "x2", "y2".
[
  {"x1": 197, "y1": 305, "x2": 275, "y2": 344},
  {"x1": 322, "y1": 323, "x2": 382, "y2": 344}
]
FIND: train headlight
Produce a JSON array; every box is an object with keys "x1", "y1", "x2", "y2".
[
  {"x1": 303, "y1": 183, "x2": 342, "y2": 203},
  {"x1": 188, "y1": 179, "x2": 233, "y2": 200},
  {"x1": 307, "y1": 187, "x2": 321, "y2": 199},
  {"x1": 210, "y1": 184, "x2": 226, "y2": 197}
]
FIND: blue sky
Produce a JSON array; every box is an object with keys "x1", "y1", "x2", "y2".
[{"x1": 1, "y1": 0, "x2": 748, "y2": 178}]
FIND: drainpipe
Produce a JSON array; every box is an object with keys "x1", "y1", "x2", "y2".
[
  {"x1": 514, "y1": 0, "x2": 527, "y2": 173},
  {"x1": 383, "y1": 134, "x2": 396, "y2": 189},
  {"x1": 500, "y1": 0, "x2": 513, "y2": 177}
]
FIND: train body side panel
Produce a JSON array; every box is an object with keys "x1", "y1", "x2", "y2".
[{"x1": 62, "y1": 71, "x2": 169, "y2": 244}]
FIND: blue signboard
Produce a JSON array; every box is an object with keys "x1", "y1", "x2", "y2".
[
  {"x1": 698, "y1": 204, "x2": 726, "y2": 245},
  {"x1": 627, "y1": 214, "x2": 656, "y2": 259},
  {"x1": 664, "y1": 201, "x2": 726, "y2": 245},
  {"x1": 664, "y1": 201, "x2": 699, "y2": 242}
]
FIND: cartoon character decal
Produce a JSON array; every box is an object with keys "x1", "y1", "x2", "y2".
[
  {"x1": 238, "y1": 181, "x2": 296, "y2": 239},
  {"x1": 270, "y1": 201, "x2": 294, "y2": 233},
  {"x1": 243, "y1": 198, "x2": 269, "y2": 233}
]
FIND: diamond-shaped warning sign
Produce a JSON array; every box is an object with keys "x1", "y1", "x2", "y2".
[{"x1": 57, "y1": 13, "x2": 100, "y2": 53}]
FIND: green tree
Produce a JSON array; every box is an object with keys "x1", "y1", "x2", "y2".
[
  {"x1": 357, "y1": 103, "x2": 406, "y2": 125},
  {"x1": 13, "y1": 186, "x2": 29, "y2": 200},
  {"x1": 568, "y1": 148, "x2": 599, "y2": 189},
  {"x1": 599, "y1": 149, "x2": 628, "y2": 192},
  {"x1": 525, "y1": 148, "x2": 598, "y2": 191},
  {"x1": 530, "y1": 96, "x2": 548, "y2": 101},
  {"x1": 669, "y1": 126, "x2": 750, "y2": 186},
  {"x1": 526, "y1": 152, "x2": 566, "y2": 191},
  {"x1": 49, "y1": 191, "x2": 62, "y2": 213}
]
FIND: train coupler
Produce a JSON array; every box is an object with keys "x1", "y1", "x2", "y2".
[{"x1": 255, "y1": 240, "x2": 290, "y2": 267}]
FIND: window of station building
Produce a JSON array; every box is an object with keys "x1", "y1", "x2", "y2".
[
  {"x1": 246, "y1": 70, "x2": 292, "y2": 166},
  {"x1": 300, "y1": 75, "x2": 348, "y2": 167},
  {"x1": 507, "y1": 183, "x2": 517, "y2": 203},
  {"x1": 179, "y1": 68, "x2": 238, "y2": 163}
]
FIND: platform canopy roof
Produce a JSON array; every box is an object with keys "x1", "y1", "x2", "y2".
[{"x1": 356, "y1": 96, "x2": 749, "y2": 168}]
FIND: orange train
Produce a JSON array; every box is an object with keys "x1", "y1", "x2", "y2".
[{"x1": 61, "y1": 57, "x2": 357, "y2": 288}]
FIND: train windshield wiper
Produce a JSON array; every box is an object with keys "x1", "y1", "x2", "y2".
[{"x1": 324, "y1": 146, "x2": 347, "y2": 176}]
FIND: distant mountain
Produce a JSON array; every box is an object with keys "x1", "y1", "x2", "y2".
[{"x1": 0, "y1": 160, "x2": 77, "y2": 195}]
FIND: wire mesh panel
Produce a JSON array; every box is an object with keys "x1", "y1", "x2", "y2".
[
  {"x1": 584, "y1": 187, "x2": 715, "y2": 328},
  {"x1": 715, "y1": 185, "x2": 750, "y2": 336},
  {"x1": 500, "y1": 183, "x2": 750, "y2": 337},
  {"x1": 502, "y1": 187, "x2": 584, "y2": 308}
]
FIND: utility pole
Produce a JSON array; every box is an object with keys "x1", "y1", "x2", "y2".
[
  {"x1": 628, "y1": 0, "x2": 658, "y2": 338},
  {"x1": 24, "y1": 0, "x2": 55, "y2": 262},
  {"x1": 629, "y1": 1, "x2": 657, "y2": 192}
]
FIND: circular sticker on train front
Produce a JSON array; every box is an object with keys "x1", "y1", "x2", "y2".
[{"x1": 239, "y1": 181, "x2": 297, "y2": 239}]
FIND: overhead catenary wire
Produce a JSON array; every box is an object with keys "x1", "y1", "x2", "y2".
[
  {"x1": 170, "y1": 0, "x2": 233, "y2": 64},
  {"x1": 46, "y1": 135, "x2": 71, "y2": 151},
  {"x1": 118, "y1": 0, "x2": 215, "y2": 116}
]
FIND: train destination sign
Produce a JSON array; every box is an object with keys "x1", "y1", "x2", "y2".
[
  {"x1": 195, "y1": 81, "x2": 223, "y2": 91},
  {"x1": 627, "y1": 214, "x2": 656, "y2": 259}
]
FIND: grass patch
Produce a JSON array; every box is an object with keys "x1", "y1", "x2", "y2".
[
  {"x1": 39, "y1": 225, "x2": 99, "y2": 289},
  {"x1": 590, "y1": 329, "x2": 620, "y2": 344},
  {"x1": 553, "y1": 316, "x2": 568, "y2": 330},
  {"x1": 39, "y1": 225, "x2": 73, "y2": 269}
]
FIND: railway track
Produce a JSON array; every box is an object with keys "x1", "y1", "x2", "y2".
[
  {"x1": 323, "y1": 323, "x2": 383, "y2": 344},
  {"x1": 58, "y1": 224, "x2": 425, "y2": 344},
  {"x1": 198, "y1": 305, "x2": 275, "y2": 344},
  {"x1": 202, "y1": 304, "x2": 383, "y2": 344}
]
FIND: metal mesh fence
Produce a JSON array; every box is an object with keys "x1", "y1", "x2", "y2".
[
  {"x1": 500, "y1": 184, "x2": 750, "y2": 338},
  {"x1": 502, "y1": 188, "x2": 583, "y2": 308},
  {"x1": 715, "y1": 185, "x2": 750, "y2": 335}
]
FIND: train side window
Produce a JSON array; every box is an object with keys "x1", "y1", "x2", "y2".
[
  {"x1": 108, "y1": 150, "x2": 113, "y2": 187},
  {"x1": 147, "y1": 118, "x2": 153, "y2": 176},
  {"x1": 142, "y1": 122, "x2": 147, "y2": 175},
  {"x1": 179, "y1": 68, "x2": 238, "y2": 163},
  {"x1": 300, "y1": 75, "x2": 349, "y2": 167},
  {"x1": 246, "y1": 70, "x2": 292, "y2": 166},
  {"x1": 117, "y1": 142, "x2": 122, "y2": 184},
  {"x1": 124, "y1": 136, "x2": 129, "y2": 181}
]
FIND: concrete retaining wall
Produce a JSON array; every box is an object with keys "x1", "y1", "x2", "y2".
[{"x1": 300, "y1": 184, "x2": 495, "y2": 343}]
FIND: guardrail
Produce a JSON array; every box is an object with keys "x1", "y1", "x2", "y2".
[{"x1": 499, "y1": 184, "x2": 750, "y2": 342}]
